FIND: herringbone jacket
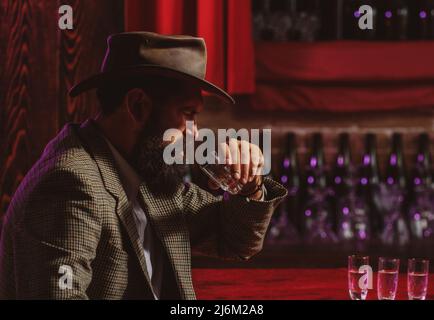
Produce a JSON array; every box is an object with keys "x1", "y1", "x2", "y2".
[{"x1": 0, "y1": 120, "x2": 287, "y2": 300}]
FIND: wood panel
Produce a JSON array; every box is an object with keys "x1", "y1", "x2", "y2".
[
  {"x1": 0, "y1": 0, "x2": 124, "y2": 218},
  {"x1": 59, "y1": 0, "x2": 124, "y2": 123},
  {"x1": 0, "y1": 0, "x2": 60, "y2": 216}
]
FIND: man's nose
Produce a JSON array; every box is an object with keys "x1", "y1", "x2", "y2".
[{"x1": 185, "y1": 122, "x2": 199, "y2": 139}]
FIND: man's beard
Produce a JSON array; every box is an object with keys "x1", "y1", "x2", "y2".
[{"x1": 130, "y1": 125, "x2": 188, "y2": 197}]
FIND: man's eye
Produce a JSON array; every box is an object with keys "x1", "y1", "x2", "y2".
[{"x1": 183, "y1": 111, "x2": 195, "y2": 116}]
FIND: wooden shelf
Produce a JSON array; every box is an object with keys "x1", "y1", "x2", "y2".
[{"x1": 252, "y1": 41, "x2": 434, "y2": 112}]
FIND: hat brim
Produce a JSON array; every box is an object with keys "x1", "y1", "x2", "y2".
[{"x1": 68, "y1": 65, "x2": 235, "y2": 104}]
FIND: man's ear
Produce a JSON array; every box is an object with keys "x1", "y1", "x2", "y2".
[{"x1": 126, "y1": 88, "x2": 152, "y2": 126}]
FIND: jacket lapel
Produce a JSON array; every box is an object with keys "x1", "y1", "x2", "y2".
[
  {"x1": 137, "y1": 183, "x2": 195, "y2": 300},
  {"x1": 77, "y1": 120, "x2": 155, "y2": 293}
]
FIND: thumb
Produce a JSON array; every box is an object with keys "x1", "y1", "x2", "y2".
[{"x1": 208, "y1": 179, "x2": 220, "y2": 190}]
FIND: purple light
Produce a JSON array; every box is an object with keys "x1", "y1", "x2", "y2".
[
  {"x1": 283, "y1": 158, "x2": 291, "y2": 168},
  {"x1": 387, "y1": 177, "x2": 395, "y2": 185},
  {"x1": 414, "y1": 213, "x2": 421, "y2": 221},
  {"x1": 342, "y1": 222, "x2": 350, "y2": 229},
  {"x1": 417, "y1": 154, "x2": 425, "y2": 163},
  {"x1": 281, "y1": 175, "x2": 288, "y2": 184},
  {"x1": 359, "y1": 230, "x2": 367, "y2": 240},
  {"x1": 310, "y1": 157, "x2": 318, "y2": 168},
  {"x1": 305, "y1": 209, "x2": 312, "y2": 217},
  {"x1": 363, "y1": 155, "x2": 371, "y2": 166},
  {"x1": 385, "y1": 10, "x2": 392, "y2": 19},
  {"x1": 335, "y1": 176, "x2": 342, "y2": 185},
  {"x1": 307, "y1": 176, "x2": 315, "y2": 185},
  {"x1": 361, "y1": 177, "x2": 368, "y2": 185},
  {"x1": 390, "y1": 154, "x2": 397, "y2": 166},
  {"x1": 414, "y1": 177, "x2": 422, "y2": 186},
  {"x1": 420, "y1": 10, "x2": 427, "y2": 19},
  {"x1": 354, "y1": 10, "x2": 361, "y2": 18},
  {"x1": 337, "y1": 156, "x2": 344, "y2": 167},
  {"x1": 342, "y1": 207, "x2": 350, "y2": 216}
]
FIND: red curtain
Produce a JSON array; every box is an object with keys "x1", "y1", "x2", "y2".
[{"x1": 124, "y1": 0, "x2": 255, "y2": 95}]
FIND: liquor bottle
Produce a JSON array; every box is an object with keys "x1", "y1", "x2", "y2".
[
  {"x1": 305, "y1": 133, "x2": 327, "y2": 189},
  {"x1": 334, "y1": 133, "x2": 370, "y2": 242},
  {"x1": 294, "y1": 0, "x2": 321, "y2": 42},
  {"x1": 269, "y1": 0, "x2": 292, "y2": 41},
  {"x1": 357, "y1": 133, "x2": 382, "y2": 236},
  {"x1": 333, "y1": 133, "x2": 353, "y2": 196},
  {"x1": 258, "y1": 0, "x2": 276, "y2": 41},
  {"x1": 281, "y1": 133, "x2": 301, "y2": 231},
  {"x1": 409, "y1": 0, "x2": 434, "y2": 40},
  {"x1": 252, "y1": 0, "x2": 266, "y2": 41},
  {"x1": 319, "y1": 0, "x2": 341, "y2": 40},
  {"x1": 332, "y1": 133, "x2": 352, "y2": 233},
  {"x1": 267, "y1": 133, "x2": 301, "y2": 244},
  {"x1": 408, "y1": 133, "x2": 434, "y2": 239},
  {"x1": 429, "y1": 0, "x2": 434, "y2": 40},
  {"x1": 411, "y1": 133, "x2": 432, "y2": 189},
  {"x1": 385, "y1": 133, "x2": 407, "y2": 189},
  {"x1": 380, "y1": 133, "x2": 410, "y2": 245},
  {"x1": 302, "y1": 133, "x2": 337, "y2": 243},
  {"x1": 266, "y1": 171, "x2": 296, "y2": 244},
  {"x1": 378, "y1": 0, "x2": 409, "y2": 40}
]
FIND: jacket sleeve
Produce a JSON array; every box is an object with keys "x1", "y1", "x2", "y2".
[
  {"x1": 182, "y1": 178, "x2": 287, "y2": 261},
  {"x1": 0, "y1": 166, "x2": 103, "y2": 300}
]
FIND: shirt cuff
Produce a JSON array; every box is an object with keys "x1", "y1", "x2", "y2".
[{"x1": 245, "y1": 184, "x2": 267, "y2": 202}]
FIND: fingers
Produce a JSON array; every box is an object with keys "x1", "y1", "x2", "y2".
[
  {"x1": 239, "y1": 140, "x2": 250, "y2": 184},
  {"x1": 208, "y1": 140, "x2": 264, "y2": 192},
  {"x1": 228, "y1": 139, "x2": 241, "y2": 180},
  {"x1": 249, "y1": 144, "x2": 262, "y2": 182},
  {"x1": 229, "y1": 139, "x2": 264, "y2": 185},
  {"x1": 208, "y1": 179, "x2": 220, "y2": 190},
  {"x1": 254, "y1": 153, "x2": 265, "y2": 177}
]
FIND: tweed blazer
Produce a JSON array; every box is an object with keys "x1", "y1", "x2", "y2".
[{"x1": 0, "y1": 120, "x2": 287, "y2": 300}]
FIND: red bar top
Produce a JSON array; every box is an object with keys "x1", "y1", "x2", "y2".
[{"x1": 193, "y1": 268, "x2": 434, "y2": 300}]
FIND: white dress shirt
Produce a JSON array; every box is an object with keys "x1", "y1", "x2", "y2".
[{"x1": 105, "y1": 139, "x2": 163, "y2": 300}]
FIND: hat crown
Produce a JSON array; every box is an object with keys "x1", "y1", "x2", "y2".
[
  {"x1": 101, "y1": 32, "x2": 207, "y2": 79},
  {"x1": 68, "y1": 31, "x2": 235, "y2": 104}
]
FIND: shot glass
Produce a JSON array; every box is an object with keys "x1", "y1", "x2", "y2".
[
  {"x1": 407, "y1": 258, "x2": 429, "y2": 300},
  {"x1": 348, "y1": 255, "x2": 370, "y2": 300},
  {"x1": 199, "y1": 151, "x2": 244, "y2": 195},
  {"x1": 377, "y1": 257, "x2": 400, "y2": 300}
]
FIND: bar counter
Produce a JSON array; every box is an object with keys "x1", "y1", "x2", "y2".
[{"x1": 192, "y1": 268, "x2": 434, "y2": 300}]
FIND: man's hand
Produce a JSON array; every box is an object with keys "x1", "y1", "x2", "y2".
[{"x1": 208, "y1": 139, "x2": 265, "y2": 200}]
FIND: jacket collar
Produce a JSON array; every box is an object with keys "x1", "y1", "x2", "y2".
[{"x1": 77, "y1": 119, "x2": 155, "y2": 292}]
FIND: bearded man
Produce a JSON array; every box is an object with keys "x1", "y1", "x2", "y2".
[{"x1": 0, "y1": 32, "x2": 286, "y2": 300}]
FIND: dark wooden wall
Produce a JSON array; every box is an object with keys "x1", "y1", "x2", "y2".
[{"x1": 0, "y1": 0, "x2": 124, "y2": 217}]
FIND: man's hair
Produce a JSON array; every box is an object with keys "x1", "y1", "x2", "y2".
[{"x1": 96, "y1": 76, "x2": 182, "y2": 115}]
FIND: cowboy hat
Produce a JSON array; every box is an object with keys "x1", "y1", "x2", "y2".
[{"x1": 69, "y1": 31, "x2": 235, "y2": 104}]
